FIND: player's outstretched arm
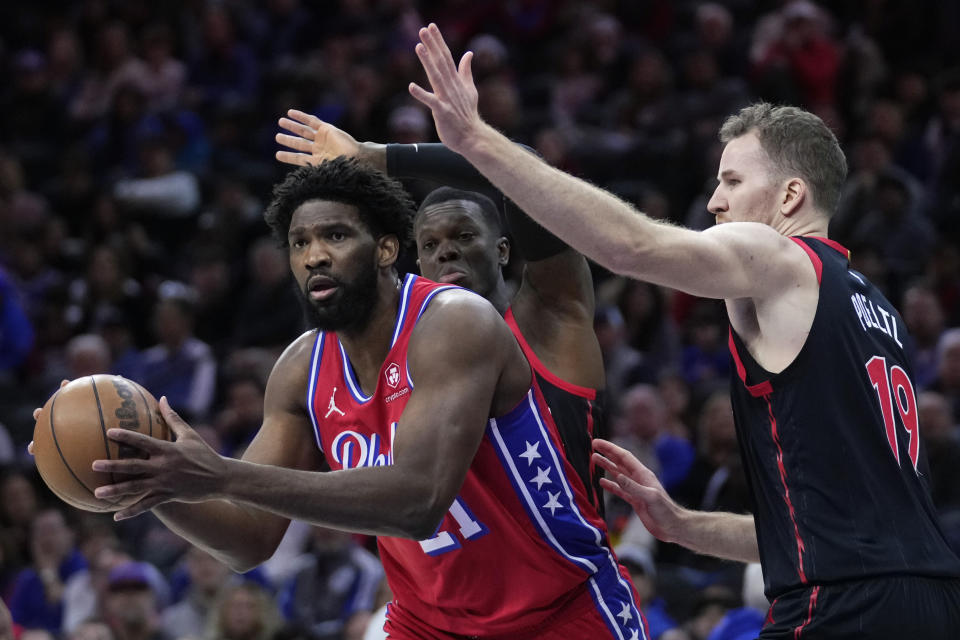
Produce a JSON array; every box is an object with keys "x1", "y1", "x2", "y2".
[
  {"x1": 94, "y1": 292, "x2": 518, "y2": 545},
  {"x1": 409, "y1": 24, "x2": 809, "y2": 301},
  {"x1": 593, "y1": 439, "x2": 759, "y2": 564}
]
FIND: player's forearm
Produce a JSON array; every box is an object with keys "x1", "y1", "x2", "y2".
[
  {"x1": 220, "y1": 457, "x2": 444, "y2": 540},
  {"x1": 458, "y1": 125, "x2": 659, "y2": 277},
  {"x1": 673, "y1": 509, "x2": 759, "y2": 564},
  {"x1": 153, "y1": 500, "x2": 286, "y2": 572}
]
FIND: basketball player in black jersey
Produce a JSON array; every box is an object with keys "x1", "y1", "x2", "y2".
[
  {"x1": 409, "y1": 22, "x2": 960, "y2": 639},
  {"x1": 275, "y1": 113, "x2": 606, "y2": 514}
]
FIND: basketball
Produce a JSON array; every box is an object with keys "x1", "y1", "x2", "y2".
[{"x1": 32, "y1": 375, "x2": 170, "y2": 513}]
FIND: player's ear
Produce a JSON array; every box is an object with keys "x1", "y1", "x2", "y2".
[
  {"x1": 377, "y1": 234, "x2": 400, "y2": 267},
  {"x1": 497, "y1": 237, "x2": 510, "y2": 266},
  {"x1": 780, "y1": 178, "x2": 806, "y2": 217}
]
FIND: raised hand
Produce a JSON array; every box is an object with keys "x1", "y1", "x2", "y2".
[
  {"x1": 408, "y1": 23, "x2": 483, "y2": 155},
  {"x1": 275, "y1": 109, "x2": 362, "y2": 167},
  {"x1": 592, "y1": 439, "x2": 684, "y2": 544},
  {"x1": 92, "y1": 397, "x2": 228, "y2": 520}
]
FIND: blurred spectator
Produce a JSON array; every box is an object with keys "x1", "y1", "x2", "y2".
[
  {"x1": 208, "y1": 583, "x2": 279, "y2": 640},
  {"x1": 113, "y1": 137, "x2": 201, "y2": 220},
  {"x1": 751, "y1": 1, "x2": 841, "y2": 112},
  {"x1": 279, "y1": 527, "x2": 383, "y2": 640},
  {"x1": 917, "y1": 391, "x2": 960, "y2": 510},
  {"x1": 614, "y1": 384, "x2": 695, "y2": 492},
  {"x1": 930, "y1": 328, "x2": 960, "y2": 421},
  {"x1": 139, "y1": 286, "x2": 216, "y2": 421},
  {"x1": 161, "y1": 546, "x2": 231, "y2": 640},
  {"x1": 672, "y1": 393, "x2": 751, "y2": 516},
  {"x1": 0, "y1": 600, "x2": 19, "y2": 640},
  {"x1": 65, "y1": 245, "x2": 150, "y2": 347},
  {"x1": 69, "y1": 21, "x2": 148, "y2": 123},
  {"x1": 8, "y1": 509, "x2": 87, "y2": 633},
  {"x1": 902, "y1": 282, "x2": 946, "y2": 387},
  {"x1": 139, "y1": 25, "x2": 186, "y2": 113},
  {"x1": 65, "y1": 334, "x2": 112, "y2": 379},
  {"x1": 594, "y1": 305, "x2": 655, "y2": 407},
  {"x1": 95, "y1": 308, "x2": 145, "y2": 383},
  {"x1": 68, "y1": 620, "x2": 115, "y2": 640},
  {"x1": 214, "y1": 374, "x2": 265, "y2": 457},
  {"x1": 680, "y1": 301, "x2": 730, "y2": 394},
  {"x1": 0, "y1": 268, "x2": 34, "y2": 377},
  {"x1": 0, "y1": 470, "x2": 40, "y2": 596},
  {"x1": 231, "y1": 238, "x2": 303, "y2": 350},
  {"x1": 101, "y1": 562, "x2": 168, "y2": 640},
  {"x1": 187, "y1": 5, "x2": 260, "y2": 111}
]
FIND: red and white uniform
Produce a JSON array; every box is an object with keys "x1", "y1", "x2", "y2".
[{"x1": 306, "y1": 274, "x2": 644, "y2": 638}]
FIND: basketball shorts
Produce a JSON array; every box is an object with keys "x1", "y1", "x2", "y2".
[
  {"x1": 383, "y1": 578, "x2": 648, "y2": 639},
  {"x1": 760, "y1": 574, "x2": 960, "y2": 639}
]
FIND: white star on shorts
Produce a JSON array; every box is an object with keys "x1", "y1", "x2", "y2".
[
  {"x1": 529, "y1": 466, "x2": 552, "y2": 490},
  {"x1": 542, "y1": 491, "x2": 563, "y2": 515},
  {"x1": 519, "y1": 441, "x2": 541, "y2": 465},
  {"x1": 616, "y1": 602, "x2": 633, "y2": 625}
]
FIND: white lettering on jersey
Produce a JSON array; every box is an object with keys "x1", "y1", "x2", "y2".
[
  {"x1": 850, "y1": 293, "x2": 904, "y2": 349},
  {"x1": 331, "y1": 422, "x2": 398, "y2": 469}
]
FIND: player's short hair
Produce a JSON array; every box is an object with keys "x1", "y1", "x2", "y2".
[
  {"x1": 416, "y1": 187, "x2": 504, "y2": 235},
  {"x1": 264, "y1": 157, "x2": 415, "y2": 248},
  {"x1": 719, "y1": 103, "x2": 848, "y2": 217}
]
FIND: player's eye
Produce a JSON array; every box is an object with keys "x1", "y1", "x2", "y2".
[{"x1": 421, "y1": 240, "x2": 436, "y2": 251}]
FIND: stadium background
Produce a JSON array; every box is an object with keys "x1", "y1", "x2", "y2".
[{"x1": 1, "y1": 1, "x2": 960, "y2": 639}]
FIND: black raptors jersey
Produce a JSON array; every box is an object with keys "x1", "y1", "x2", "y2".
[{"x1": 728, "y1": 236, "x2": 960, "y2": 599}]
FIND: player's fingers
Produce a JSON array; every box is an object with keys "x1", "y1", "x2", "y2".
[
  {"x1": 275, "y1": 151, "x2": 315, "y2": 167},
  {"x1": 114, "y1": 494, "x2": 166, "y2": 521},
  {"x1": 458, "y1": 51, "x2": 475, "y2": 85},
  {"x1": 95, "y1": 478, "x2": 149, "y2": 500},
  {"x1": 105, "y1": 427, "x2": 164, "y2": 454},
  {"x1": 599, "y1": 477, "x2": 638, "y2": 505},
  {"x1": 278, "y1": 117, "x2": 315, "y2": 139},
  {"x1": 275, "y1": 133, "x2": 315, "y2": 152},
  {"x1": 287, "y1": 109, "x2": 321, "y2": 129},
  {"x1": 592, "y1": 452, "x2": 622, "y2": 476},
  {"x1": 408, "y1": 82, "x2": 440, "y2": 110},
  {"x1": 159, "y1": 397, "x2": 192, "y2": 439},
  {"x1": 92, "y1": 458, "x2": 151, "y2": 475},
  {"x1": 593, "y1": 439, "x2": 658, "y2": 484},
  {"x1": 417, "y1": 30, "x2": 458, "y2": 89}
]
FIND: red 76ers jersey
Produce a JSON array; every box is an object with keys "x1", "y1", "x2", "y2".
[{"x1": 306, "y1": 274, "x2": 644, "y2": 638}]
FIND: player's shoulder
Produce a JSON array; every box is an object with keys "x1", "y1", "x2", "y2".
[
  {"x1": 269, "y1": 331, "x2": 320, "y2": 382},
  {"x1": 413, "y1": 288, "x2": 513, "y2": 345}
]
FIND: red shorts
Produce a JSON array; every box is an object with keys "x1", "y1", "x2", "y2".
[{"x1": 383, "y1": 579, "x2": 648, "y2": 640}]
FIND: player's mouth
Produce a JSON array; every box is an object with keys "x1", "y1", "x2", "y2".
[
  {"x1": 438, "y1": 270, "x2": 467, "y2": 284},
  {"x1": 307, "y1": 275, "x2": 339, "y2": 301}
]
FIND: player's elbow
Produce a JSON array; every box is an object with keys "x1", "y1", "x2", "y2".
[{"x1": 396, "y1": 486, "x2": 451, "y2": 540}]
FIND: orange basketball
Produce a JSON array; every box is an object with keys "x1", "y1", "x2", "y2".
[{"x1": 32, "y1": 375, "x2": 169, "y2": 512}]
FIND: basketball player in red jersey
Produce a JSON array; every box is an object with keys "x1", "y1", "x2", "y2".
[
  {"x1": 79, "y1": 158, "x2": 645, "y2": 639},
  {"x1": 408, "y1": 23, "x2": 960, "y2": 638},
  {"x1": 274, "y1": 112, "x2": 607, "y2": 515}
]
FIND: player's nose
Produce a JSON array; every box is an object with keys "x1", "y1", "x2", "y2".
[
  {"x1": 707, "y1": 186, "x2": 727, "y2": 217},
  {"x1": 437, "y1": 240, "x2": 461, "y2": 262}
]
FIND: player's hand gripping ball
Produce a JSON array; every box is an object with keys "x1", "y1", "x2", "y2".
[{"x1": 32, "y1": 375, "x2": 170, "y2": 512}]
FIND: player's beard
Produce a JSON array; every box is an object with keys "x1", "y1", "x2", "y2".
[{"x1": 296, "y1": 256, "x2": 379, "y2": 334}]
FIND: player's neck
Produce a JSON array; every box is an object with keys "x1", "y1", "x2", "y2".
[
  {"x1": 774, "y1": 211, "x2": 829, "y2": 238},
  {"x1": 488, "y1": 278, "x2": 512, "y2": 315},
  {"x1": 337, "y1": 273, "x2": 403, "y2": 395}
]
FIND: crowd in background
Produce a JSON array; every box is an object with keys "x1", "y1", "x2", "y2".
[{"x1": 2, "y1": 1, "x2": 960, "y2": 639}]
